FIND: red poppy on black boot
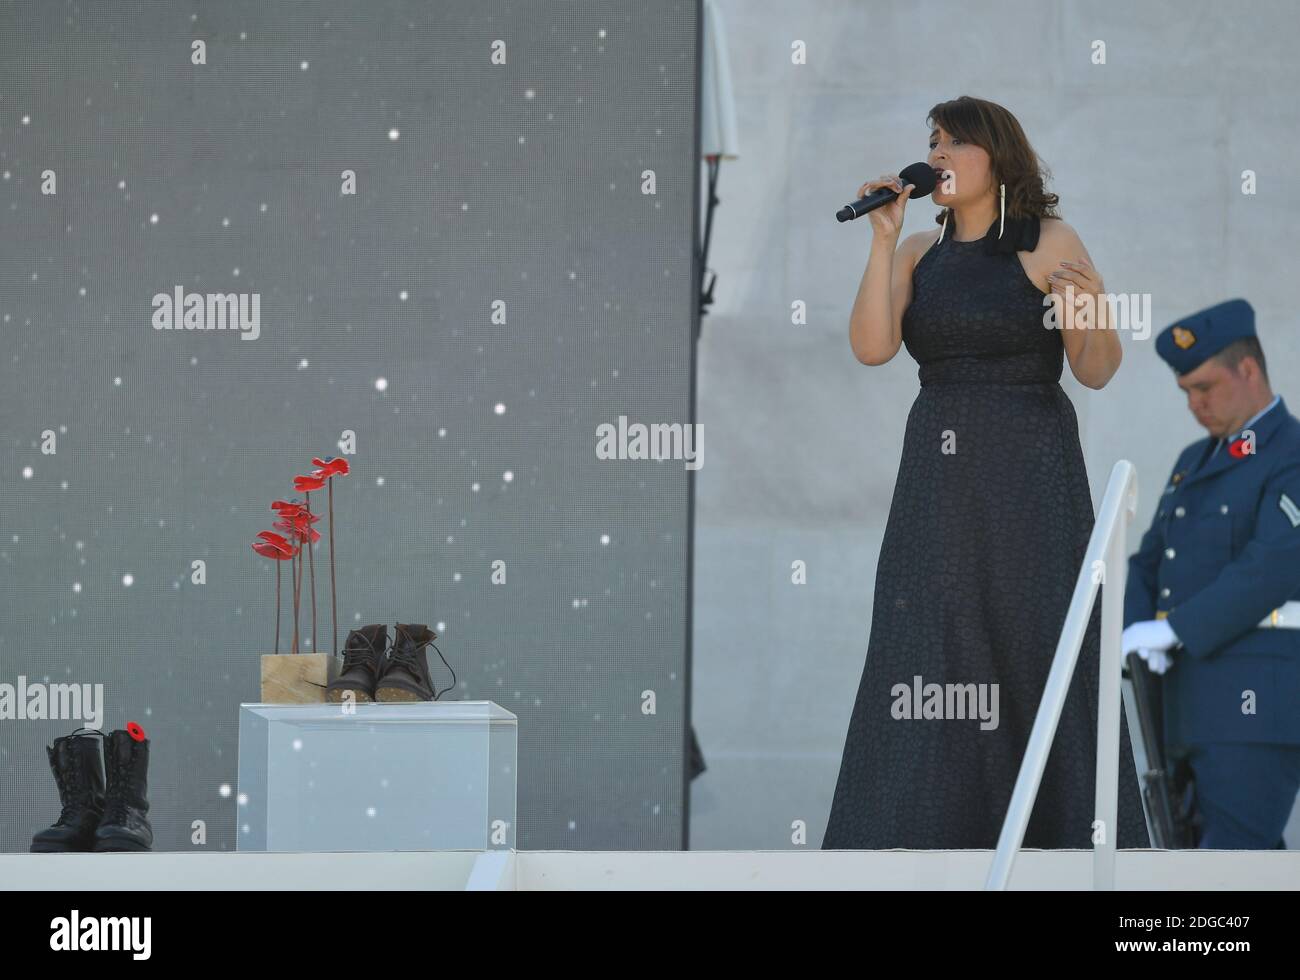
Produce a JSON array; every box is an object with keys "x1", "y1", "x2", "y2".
[{"x1": 92, "y1": 725, "x2": 153, "y2": 852}]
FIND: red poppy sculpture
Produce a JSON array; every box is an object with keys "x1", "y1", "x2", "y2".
[
  {"x1": 273, "y1": 507, "x2": 320, "y2": 654},
  {"x1": 252, "y1": 532, "x2": 297, "y2": 654},
  {"x1": 256, "y1": 457, "x2": 352, "y2": 657},
  {"x1": 292, "y1": 474, "x2": 327, "y2": 653},
  {"x1": 270, "y1": 501, "x2": 308, "y2": 653},
  {"x1": 310, "y1": 456, "x2": 351, "y2": 655}
]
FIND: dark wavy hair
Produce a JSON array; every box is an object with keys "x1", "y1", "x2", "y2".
[{"x1": 926, "y1": 96, "x2": 1060, "y2": 225}]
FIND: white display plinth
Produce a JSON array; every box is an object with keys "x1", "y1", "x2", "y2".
[{"x1": 236, "y1": 701, "x2": 517, "y2": 852}]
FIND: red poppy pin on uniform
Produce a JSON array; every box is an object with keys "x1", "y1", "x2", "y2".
[
  {"x1": 127, "y1": 722, "x2": 147, "y2": 742},
  {"x1": 1228, "y1": 437, "x2": 1250, "y2": 458}
]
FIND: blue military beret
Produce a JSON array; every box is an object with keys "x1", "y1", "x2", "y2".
[{"x1": 1155, "y1": 298, "x2": 1256, "y2": 374}]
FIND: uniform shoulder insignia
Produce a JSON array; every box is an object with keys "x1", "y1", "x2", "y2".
[
  {"x1": 1171, "y1": 471, "x2": 1184, "y2": 484},
  {"x1": 1280, "y1": 492, "x2": 1300, "y2": 528}
]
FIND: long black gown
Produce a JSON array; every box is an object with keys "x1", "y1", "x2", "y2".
[{"x1": 823, "y1": 214, "x2": 1149, "y2": 849}]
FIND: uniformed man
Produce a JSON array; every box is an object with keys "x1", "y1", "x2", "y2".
[{"x1": 1122, "y1": 298, "x2": 1300, "y2": 849}]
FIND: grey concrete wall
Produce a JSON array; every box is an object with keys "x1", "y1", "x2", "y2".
[{"x1": 689, "y1": 0, "x2": 1300, "y2": 849}]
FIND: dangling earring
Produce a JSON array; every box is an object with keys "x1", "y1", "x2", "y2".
[
  {"x1": 938, "y1": 209, "x2": 949, "y2": 243},
  {"x1": 998, "y1": 183, "x2": 1006, "y2": 239}
]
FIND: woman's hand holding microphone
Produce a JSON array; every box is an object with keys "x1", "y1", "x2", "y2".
[{"x1": 856, "y1": 174, "x2": 914, "y2": 240}]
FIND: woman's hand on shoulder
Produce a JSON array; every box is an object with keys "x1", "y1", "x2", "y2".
[
  {"x1": 1039, "y1": 219, "x2": 1122, "y2": 389},
  {"x1": 1042, "y1": 220, "x2": 1106, "y2": 310}
]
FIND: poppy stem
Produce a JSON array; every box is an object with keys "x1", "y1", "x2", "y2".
[
  {"x1": 306, "y1": 491, "x2": 317, "y2": 653},
  {"x1": 328, "y1": 479, "x2": 337, "y2": 656},
  {"x1": 299, "y1": 541, "x2": 306, "y2": 653},
  {"x1": 292, "y1": 540, "x2": 302, "y2": 655},
  {"x1": 274, "y1": 559, "x2": 281, "y2": 656}
]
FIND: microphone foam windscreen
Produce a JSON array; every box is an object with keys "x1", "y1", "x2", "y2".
[{"x1": 898, "y1": 161, "x2": 937, "y2": 198}]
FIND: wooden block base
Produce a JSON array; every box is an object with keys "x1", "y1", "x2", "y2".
[{"x1": 260, "y1": 653, "x2": 341, "y2": 704}]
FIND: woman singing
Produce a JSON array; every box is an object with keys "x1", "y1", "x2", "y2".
[{"x1": 823, "y1": 95, "x2": 1148, "y2": 849}]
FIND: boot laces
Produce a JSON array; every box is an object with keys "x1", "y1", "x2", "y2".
[
  {"x1": 390, "y1": 627, "x2": 456, "y2": 699},
  {"x1": 388, "y1": 628, "x2": 431, "y2": 675},
  {"x1": 53, "y1": 756, "x2": 79, "y2": 826},
  {"x1": 101, "y1": 747, "x2": 139, "y2": 825},
  {"x1": 341, "y1": 629, "x2": 385, "y2": 673},
  {"x1": 102, "y1": 799, "x2": 131, "y2": 824},
  {"x1": 54, "y1": 729, "x2": 101, "y2": 825}
]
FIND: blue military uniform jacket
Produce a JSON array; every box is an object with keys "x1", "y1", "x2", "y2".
[{"x1": 1124, "y1": 396, "x2": 1300, "y2": 749}]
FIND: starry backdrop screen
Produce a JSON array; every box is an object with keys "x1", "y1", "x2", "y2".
[{"x1": 0, "y1": 1, "x2": 698, "y2": 851}]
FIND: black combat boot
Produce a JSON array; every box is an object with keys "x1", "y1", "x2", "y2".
[
  {"x1": 376, "y1": 623, "x2": 449, "y2": 701},
  {"x1": 326, "y1": 624, "x2": 389, "y2": 703},
  {"x1": 30, "y1": 729, "x2": 106, "y2": 853},
  {"x1": 93, "y1": 729, "x2": 153, "y2": 852}
]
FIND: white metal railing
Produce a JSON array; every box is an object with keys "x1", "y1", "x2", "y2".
[{"x1": 985, "y1": 460, "x2": 1140, "y2": 890}]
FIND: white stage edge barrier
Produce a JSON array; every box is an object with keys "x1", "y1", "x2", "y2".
[{"x1": 2, "y1": 850, "x2": 1297, "y2": 890}]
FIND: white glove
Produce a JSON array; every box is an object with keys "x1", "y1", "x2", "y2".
[
  {"x1": 1133, "y1": 647, "x2": 1172, "y2": 675},
  {"x1": 1122, "y1": 618, "x2": 1179, "y2": 656}
]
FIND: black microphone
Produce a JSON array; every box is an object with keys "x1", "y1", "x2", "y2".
[{"x1": 836, "y1": 162, "x2": 940, "y2": 222}]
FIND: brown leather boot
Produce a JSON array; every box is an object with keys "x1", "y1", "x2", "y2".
[
  {"x1": 326, "y1": 624, "x2": 388, "y2": 703},
  {"x1": 375, "y1": 624, "x2": 443, "y2": 701}
]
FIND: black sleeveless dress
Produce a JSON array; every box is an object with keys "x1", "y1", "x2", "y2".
[{"x1": 823, "y1": 215, "x2": 1149, "y2": 849}]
